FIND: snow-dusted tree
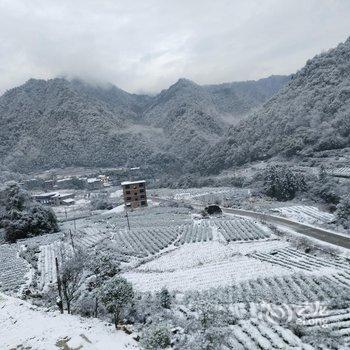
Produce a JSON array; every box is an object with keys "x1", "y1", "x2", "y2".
[
  {"x1": 60, "y1": 253, "x2": 86, "y2": 314},
  {"x1": 83, "y1": 250, "x2": 121, "y2": 317},
  {"x1": 0, "y1": 182, "x2": 58, "y2": 242},
  {"x1": 141, "y1": 324, "x2": 171, "y2": 350},
  {"x1": 263, "y1": 165, "x2": 307, "y2": 201},
  {"x1": 184, "y1": 301, "x2": 232, "y2": 350},
  {"x1": 100, "y1": 276, "x2": 134, "y2": 328},
  {"x1": 336, "y1": 195, "x2": 350, "y2": 228},
  {"x1": 159, "y1": 287, "x2": 171, "y2": 309}
]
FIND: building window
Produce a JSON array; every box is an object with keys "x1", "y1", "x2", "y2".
[
  {"x1": 141, "y1": 200, "x2": 146, "y2": 206},
  {"x1": 134, "y1": 192, "x2": 138, "y2": 196},
  {"x1": 125, "y1": 185, "x2": 130, "y2": 189},
  {"x1": 126, "y1": 190, "x2": 131, "y2": 195},
  {"x1": 126, "y1": 196, "x2": 131, "y2": 201},
  {"x1": 140, "y1": 195, "x2": 145, "y2": 199},
  {"x1": 139, "y1": 183, "x2": 144, "y2": 188},
  {"x1": 140, "y1": 188, "x2": 145, "y2": 193}
]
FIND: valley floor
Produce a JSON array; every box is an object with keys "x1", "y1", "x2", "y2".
[{"x1": 1, "y1": 186, "x2": 349, "y2": 349}]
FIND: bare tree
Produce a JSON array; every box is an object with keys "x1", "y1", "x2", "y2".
[{"x1": 60, "y1": 253, "x2": 86, "y2": 314}]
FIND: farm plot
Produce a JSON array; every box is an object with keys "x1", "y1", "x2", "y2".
[
  {"x1": 0, "y1": 245, "x2": 30, "y2": 292},
  {"x1": 176, "y1": 221, "x2": 213, "y2": 245},
  {"x1": 213, "y1": 218, "x2": 271, "y2": 242},
  {"x1": 249, "y1": 247, "x2": 350, "y2": 273},
  {"x1": 185, "y1": 273, "x2": 350, "y2": 305},
  {"x1": 228, "y1": 318, "x2": 314, "y2": 350},
  {"x1": 303, "y1": 307, "x2": 350, "y2": 345},
  {"x1": 37, "y1": 242, "x2": 73, "y2": 290},
  {"x1": 273, "y1": 205, "x2": 334, "y2": 224},
  {"x1": 328, "y1": 167, "x2": 350, "y2": 178},
  {"x1": 138, "y1": 240, "x2": 291, "y2": 272},
  {"x1": 123, "y1": 255, "x2": 292, "y2": 292},
  {"x1": 111, "y1": 226, "x2": 181, "y2": 258},
  {"x1": 107, "y1": 206, "x2": 192, "y2": 229},
  {"x1": 73, "y1": 227, "x2": 109, "y2": 250},
  {"x1": 138, "y1": 241, "x2": 234, "y2": 271}
]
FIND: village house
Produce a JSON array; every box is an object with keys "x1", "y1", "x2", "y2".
[
  {"x1": 33, "y1": 192, "x2": 75, "y2": 206},
  {"x1": 121, "y1": 180, "x2": 147, "y2": 208}
]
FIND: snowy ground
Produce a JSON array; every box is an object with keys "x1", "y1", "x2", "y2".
[
  {"x1": 124, "y1": 254, "x2": 293, "y2": 292},
  {"x1": 0, "y1": 293, "x2": 138, "y2": 350},
  {"x1": 123, "y1": 238, "x2": 293, "y2": 292},
  {"x1": 137, "y1": 240, "x2": 289, "y2": 272}
]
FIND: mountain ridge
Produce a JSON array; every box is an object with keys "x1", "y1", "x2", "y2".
[
  {"x1": 193, "y1": 37, "x2": 350, "y2": 174},
  {"x1": 0, "y1": 74, "x2": 289, "y2": 174}
]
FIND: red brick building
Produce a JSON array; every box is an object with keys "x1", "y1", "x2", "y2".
[{"x1": 121, "y1": 180, "x2": 147, "y2": 208}]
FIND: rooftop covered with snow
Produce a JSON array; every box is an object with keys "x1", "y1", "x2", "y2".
[{"x1": 121, "y1": 180, "x2": 146, "y2": 186}]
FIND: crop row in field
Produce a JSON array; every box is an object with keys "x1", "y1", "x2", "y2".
[
  {"x1": 213, "y1": 218, "x2": 271, "y2": 242},
  {"x1": 250, "y1": 247, "x2": 350, "y2": 272},
  {"x1": 303, "y1": 307, "x2": 350, "y2": 345},
  {"x1": 0, "y1": 245, "x2": 29, "y2": 292},
  {"x1": 73, "y1": 228, "x2": 108, "y2": 250},
  {"x1": 111, "y1": 226, "x2": 181, "y2": 257},
  {"x1": 124, "y1": 255, "x2": 291, "y2": 292},
  {"x1": 328, "y1": 167, "x2": 350, "y2": 178},
  {"x1": 228, "y1": 318, "x2": 313, "y2": 350},
  {"x1": 176, "y1": 221, "x2": 213, "y2": 245},
  {"x1": 37, "y1": 242, "x2": 73, "y2": 290},
  {"x1": 185, "y1": 272, "x2": 350, "y2": 305}
]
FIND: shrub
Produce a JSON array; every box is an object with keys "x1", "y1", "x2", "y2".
[
  {"x1": 141, "y1": 325, "x2": 171, "y2": 349},
  {"x1": 90, "y1": 193, "x2": 114, "y2": 210}
]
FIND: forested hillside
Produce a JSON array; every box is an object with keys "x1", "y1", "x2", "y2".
[
  {"x1": 194, "y1": 37, "x2": 350, "y2": 174},
  {"x1": 0, "y1": 74, "x2": 288, "y2": 174},
  {"x1": 204, "y1": 75, "x2": 290, "y2": 123}
]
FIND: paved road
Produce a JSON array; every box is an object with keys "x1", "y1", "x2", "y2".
[
  {"x1": 144, "y1": 197, "x2": 350, "y2": 249},
  {"x1": 223, "y1": 207, "x2": 350, "y2": 249}
]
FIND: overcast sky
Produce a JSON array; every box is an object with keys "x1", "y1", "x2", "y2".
[{"x1": 0, "y1": 0, "x2": 349, "y2": 94}]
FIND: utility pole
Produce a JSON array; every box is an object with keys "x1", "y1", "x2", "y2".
[
  {"x1": 73, "y1": 218, "x2": 77, "y2": 231},
  {"x1": 125, "y1": 209, "x2": 130, "y2": 231},
  {"x1": 55, "y1": 257, "x2": 64, "y2": 314},
  {"x1": 69, "y1": 229, "x2": 76, "y2": 254}
]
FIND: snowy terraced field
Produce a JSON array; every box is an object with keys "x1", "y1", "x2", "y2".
[
  {"x1": 74, "y1": 227, "x2": 109, "y2": 249},
  {"x1": 228, "y1": 318, "x2": 313, "y2": 350},
  {"x1": 249, "y1": 247, "x2": 350, "y2": 273},
  {"x1": 273, "y1": 205, "x2": 334, "y2": 224},
  {"x1": 176, "y1": 221, "x2": 213, "y2": 244},
  {"x1": 138, "y1": 240, "x2": 290, "y2": 272},
  {"x1": 213, "y1": 218, "x2": 271, "y2": 242},
  {"x1": 328, "y1": 167, "x2": 350, "y2": 178},
  {"x1": 150, "y1": 187, "x2": 250, "y2": 204},
  {"x1": 37, "y1": 242, "x2": 73, "y2": 290},
  {"x1": 110, "y1": 226, "x2": 181, "y2": 257},
  {"x1": 186, "y1": 273, "x2": 349, "y2": 305},
  {"x1": 0, "y1": 245, "x2": 29, "y2": 292},
  {"x1": 303, "y1": 307, "x2": 350, "y2": 345},
  {"x1": 124, "y1": 255, "x2": 292, "y2": 292}
]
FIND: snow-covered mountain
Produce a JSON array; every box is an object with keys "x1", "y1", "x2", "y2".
[
  {"x1": 0, "y1": 74, "x2": 288, "y2": 174},
  {"x1": 194, "y1": 37, "x2": 350, "y2": 174}
]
